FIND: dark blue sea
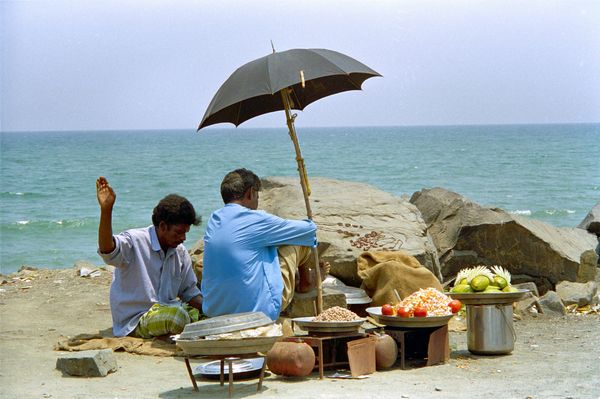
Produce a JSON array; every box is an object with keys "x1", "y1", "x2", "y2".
[{"x1": 1, "y1": 124, "x2": 599, "y2": 274}]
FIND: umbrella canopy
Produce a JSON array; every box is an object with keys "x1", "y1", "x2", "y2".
[{"x1": 198, "y1": 48, "x2": 380, "y2": 129}]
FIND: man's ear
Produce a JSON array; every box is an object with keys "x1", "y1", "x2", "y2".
[{"x1": 157, "y1": 221, "x2": 168, "y2": 233}]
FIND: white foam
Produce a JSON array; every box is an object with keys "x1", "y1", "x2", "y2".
[
  {"x1": 510, "y1": 210, "x2": 532, "y2": 216},
  {"x1": 16, "y1": 220, "x2": 29, "y2": 225}
]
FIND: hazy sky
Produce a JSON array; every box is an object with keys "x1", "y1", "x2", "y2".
[{"x1": 1, "y1": 0, "x2": 599, "y2": 132}]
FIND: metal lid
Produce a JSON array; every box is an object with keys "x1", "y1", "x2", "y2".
[{"x1": 179, "y1": 311, "x2": 273, "y2": 339}]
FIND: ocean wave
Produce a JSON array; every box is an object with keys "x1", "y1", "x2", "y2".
[
  {"x1": 534, "y1": 209, "x2": 577, "y2": 217},
  {"x1": 510, "y1": 209, "x2": 577, "y2": 217},
  {"x1": 0, "y1": 191, "x2": 48, "y2": 198},
  {"x1": 4, "y1": 218, "x2": 91, "y2": 229},
  {"x1": 509, "y1": 210, "x2": 532, "y2": 216}
]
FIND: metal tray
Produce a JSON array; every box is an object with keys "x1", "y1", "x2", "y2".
[
  {"x1": 447, "y1": 289, "x2": 530, "y2": 305},
  {"x1": 193, "y1": 357, "x2": 264, "y2": 380},
  {"x1": 366, "y1": 307, "x2": 453, "y2": 328},
  {"x1": 292, "y1": 317, "x2": 366, "y2": 334},
  {"x1": 175, "y1": 336, "x2": 279, "y2": 356},
  {"x1": 179, "y1": 312, "x2": 273, "y2": 339}
]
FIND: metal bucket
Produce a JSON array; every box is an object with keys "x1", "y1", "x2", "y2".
[{"x1": 466, "y1": 304, "x2": 516, "y2": 355}]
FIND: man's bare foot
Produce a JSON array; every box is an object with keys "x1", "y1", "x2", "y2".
[{"x1": 318, "y1": 260, "x2": 331, "y2": 281}]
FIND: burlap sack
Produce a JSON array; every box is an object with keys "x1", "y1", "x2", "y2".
[{"x1": 357, "y1": 251, "x2": 443, "y2": 306}]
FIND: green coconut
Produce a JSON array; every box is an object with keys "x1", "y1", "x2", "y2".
[
  {"x1": 470, "y1": 275, "x2": 490, "y2": 292},
  {"x1": 451, "y1": 284, "x2": 474, "y2": 293}
]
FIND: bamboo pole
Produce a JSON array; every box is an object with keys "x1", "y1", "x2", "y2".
[{"x1": 280, "y1": 88, "x2": 323, "y2": 315}]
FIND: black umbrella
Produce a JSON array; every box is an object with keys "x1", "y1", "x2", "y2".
[{"x1": 198, "y1": 48, "x2": 380, "y2": 313}]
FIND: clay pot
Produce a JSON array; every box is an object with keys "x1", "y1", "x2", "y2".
[
  {"x1": 266, "y1": 341, "x2": 315, "y2": 377},
  {"x1": 375, "y1": 334, "x2": 398, "y2": 369}
]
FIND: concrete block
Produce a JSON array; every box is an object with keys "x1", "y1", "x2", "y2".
[{"x1": 56, "y1": 349, "x2": 117, "y2": 377}]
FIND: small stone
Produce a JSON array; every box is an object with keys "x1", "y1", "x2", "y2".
[{"x1": 435, "y1": 387, "x2": 442, "y2": 391}]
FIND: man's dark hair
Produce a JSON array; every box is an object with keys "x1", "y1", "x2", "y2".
[
  {"x1": 220, "y1": 168, "x2": 261, "y2": 204},
  {"x1": 152, "y1": 194, "x2": 201, "y2": 227}
]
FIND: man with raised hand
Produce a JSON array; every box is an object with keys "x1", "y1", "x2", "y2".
[{"x1": 96, "y1": 176, "x2": 202, "y2": 338}]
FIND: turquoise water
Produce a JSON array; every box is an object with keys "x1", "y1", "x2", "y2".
[{"x1": 1, "y1": 124, "x2": 599, "y2": 274}]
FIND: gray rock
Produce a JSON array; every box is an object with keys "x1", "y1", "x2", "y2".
[
  {"x1": 514, "y1": 294, "x2": 542, "y2": 316},
  {"x1": 513, "y1": 282, "x2": 540, "y2": 297},
  {"x1": 555, "y1": 281, "x2": 598, "y2": 307},
  {"x1": 538, "y1": 291, "x2": 566, "y2": 316},
  {"x1": 285, "y1": 287, "x2": 346, "y2": 318},
  {"x1": 578, "y1": 201, "x2": 600, "y2": 236},
  {"x1": 259, "y1": 177, "x2": 441, "y2": 286},
  {"x1": 410, "y1": 187, "x2": 599, "y2": 286},
  {"x1": 56, "y1": 349, "x2": 117, "y2": 377}
]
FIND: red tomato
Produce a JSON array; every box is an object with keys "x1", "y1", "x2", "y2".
[
  {"x1": 448, "y1": 299, "x2": 462, "y2": 313},
  {"x1": 381, "y1": 304, "x2": 395, "y2": 316},
  {"x1": 397, "y1": 306, "x2": 410, "y2": 318},
  {"x1": 413, "y1": 307, "x2": 428, "y2": 317}
]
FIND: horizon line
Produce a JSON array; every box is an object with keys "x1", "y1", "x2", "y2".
[{"x1": 2, "y1": 121, "x2": 599, "y2": 134}]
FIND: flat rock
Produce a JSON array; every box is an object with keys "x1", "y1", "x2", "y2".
[
  {"x1": 410, "y1": 187, "x2": 599, "y2": 288},
  {"x1": 538, "y1": 291, "x2": 566, "y2": 316},
  {"x1": 513, "y1": 282, "x2": 540, "y2": 297},
  {"x1": 285, "y1": 287, "x2": 346, "y2": 318},
  {"x1": 260, "y1": 177, "x2": 441, "y2": 286},
  {"x1": 56, "y1": 349, "x2": 117, "y2": 377},
  {"x1": 555, "y1": 281, "x2": 598, "y2": 307}
]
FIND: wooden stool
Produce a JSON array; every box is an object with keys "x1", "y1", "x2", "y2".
[
  {"x1": 282, "y1": 333, "x2": 367, "y2": 379},
  {"x1": 183, "y1": 353, "x2": 266, "y2": 397},
  {"x1": 384, "y1": 324, "x2": 449, "y2": 369}
]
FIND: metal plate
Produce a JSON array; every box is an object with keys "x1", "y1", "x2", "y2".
[
  {"x1": 366, "y1": 307, "x2": 453, "y2": 328},
  {"x1": 194, "y1": 357, "x2": 264, "y2": 376},
  {"x1": 292, "y1": 317, "x2": 366, "y2": 333},
  {"x1": 447, "y1": 289, "x2": 530, "y2": 305},
  {"x1": 179, "y1": 312, "x2": 273, "y2": 339},
  {"x1": 175, "y1": 336, "x2": 279, "y2": 356}
]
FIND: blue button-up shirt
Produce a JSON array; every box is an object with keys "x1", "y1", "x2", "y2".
[
  {"x1": 98, "y1": 225, "x2": 201, "y2": 337},
  {"x1": 202, "y1": 204, "x2": 317, "y2": 320}
]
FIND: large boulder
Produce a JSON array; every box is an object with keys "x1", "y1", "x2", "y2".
[
  {"x1": 410, "y1": 187, "x2": 599, "y2": 291},
  {"x1": 260, "y1": 177, "x2": 441, "y2": 286},
  {"x1": 578, "y1": 201, "x2": 600, "y2": 236}
]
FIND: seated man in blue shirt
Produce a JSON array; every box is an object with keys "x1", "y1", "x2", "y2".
[
  {"x1": 202, "y1": 168, "x2": 325, "y2": 320},
  {"x1": 96, "y1": 176, "x2": 203, "y2": 338}
]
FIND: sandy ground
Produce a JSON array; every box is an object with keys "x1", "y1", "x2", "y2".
[{"x1": 1, "y1": 267, "x2": 599, "y2": 399}]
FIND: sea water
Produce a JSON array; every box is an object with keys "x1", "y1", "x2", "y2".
[{"x1": 1, "y1": 124, "x2": 599, "y2": 274}]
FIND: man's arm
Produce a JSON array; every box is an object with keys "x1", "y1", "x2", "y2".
[
  {"x1": 187, "y1": 294, "x2": 203, "y2": 311},
  {"x1": 96, "y1": 176, "x2": 116, "y2": 254},
  {"x1": 255, "y1": 213, "x2": 317, "y2": 248}
]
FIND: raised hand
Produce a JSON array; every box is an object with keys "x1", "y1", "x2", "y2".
[{"x1": 96, "y1": 176, "x2": 116, "y2": 211}]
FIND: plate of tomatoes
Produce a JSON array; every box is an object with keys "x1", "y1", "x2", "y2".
[{"x1": 366, "y1": 306, "x2": 455, "y2": 328}]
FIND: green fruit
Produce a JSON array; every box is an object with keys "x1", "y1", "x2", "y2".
[
  {"x1": 459, "y1": 278, "x2": 468, "y2": 285},
  {"x1": 502, "y1": 285, "x2": 519, "y2": 292},
  {"x1": 470, "y1": 275, "x2": 490, "y2": 292},
  {"x1": 493, "y1": 276, "x2": 508, "y2": 289},
  {"x1": 484, "y1": 286, "x2": 502, "y2": 293},
  {"x1": 451, "y1": 284, "x2": 474, "y2": 293}
]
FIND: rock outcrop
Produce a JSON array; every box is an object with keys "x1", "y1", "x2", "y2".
[
  {"x1": 260, "y1": 177, "x2": 441, "y2": 286},
  {"x1": 410, "y1": 187, "x2": 599, "y2": 292},
  {"x1": 578, "y1": 200, "x2": 600, "y2": 236}
]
